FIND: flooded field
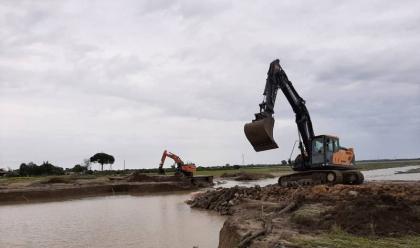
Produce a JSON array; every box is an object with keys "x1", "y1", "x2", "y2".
[
  {"x1": 0, "y1": 192, "x2": 225, "y2": 248},
  {"x1": 362, "y1": 165, "x2": 420, "y2": 181},
  {"x1": 216, "y1": 165, "x2": 420, "y2": 188},
  {"x1": 1, "y1": 165, "x2": 419, "y2": 248}
]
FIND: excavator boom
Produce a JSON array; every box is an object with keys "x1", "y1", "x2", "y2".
[
  {"x1": 158, "y1": 150, "x2": 196, "y2": 176},
  {"x1": 244, "y1": 59, "x2": 314, "y2": 155}
]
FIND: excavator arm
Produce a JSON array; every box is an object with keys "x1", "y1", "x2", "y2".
[
  {"x1": 245, "y1": 59, "x2": 314, "y2": 160},
  {"x1": 158, "y1": 150, "x2": 184, "y2": 174}
]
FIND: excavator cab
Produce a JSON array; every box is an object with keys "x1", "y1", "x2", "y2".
[
  {"x1": 244, "y1": 116, "x2": 278, "y2": 152},
  {"x1": 311, "y1": 135, "x2": 333, "y2": 166},
  {"x1": 310, "y1": 135, "x2": 355, "y2": 168}
]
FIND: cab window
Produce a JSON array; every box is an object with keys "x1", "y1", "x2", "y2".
[
  {"x1": 333, "y1": 139, "x2": 339, "y2": 152},
  {"x1": 327, "y1": 138, "x2": 334, "y2": 152},
  {"x1": 312, "y1": 138, "x2": 324, "y2": 154}
]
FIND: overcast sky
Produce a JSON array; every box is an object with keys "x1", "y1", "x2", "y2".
[{"x1": 1, "y1": 0, "x2": 419, "y2": 170}]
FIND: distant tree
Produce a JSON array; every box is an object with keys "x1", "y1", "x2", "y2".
[
  {"x1": 19, "y1": 161, "x2": 64, "y2": 176},
  {"x1": 71, "y1": 164, "x2": 88, "y2": 173},
  {"x1": 19, "y1": 163, "x2": 29, "y2": 176},
  {"x1": 90, "y1": 153, "x2": 115, "y2": 171},
  {"x1": 83, "y1": 158, "x2": 91, "y2": 170},
  {"x1": 40, "y1": 161, "x2": 64, "y2": 175},
  {"x1": 233, "y1": 165, "x2": 241, "y2": 170},
  {"x1": 281, "y1": 160, "x2": 288, "y2": 166}
]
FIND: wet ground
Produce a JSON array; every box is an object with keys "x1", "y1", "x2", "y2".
[{"x1": 190, "y1": 180, "x2": 420, "y2": 247}]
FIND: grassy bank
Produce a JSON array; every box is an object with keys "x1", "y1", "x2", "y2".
[{"x1": 0, "y1": 175, "x2": 106, "y2": 187}]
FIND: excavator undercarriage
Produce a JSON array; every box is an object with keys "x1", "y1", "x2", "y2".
[{"x1": 278, "y1": 170, "x2": 364, "y2": 187}]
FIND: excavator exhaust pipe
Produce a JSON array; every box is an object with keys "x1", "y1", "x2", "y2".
[{"x1": 244, "y1": 116, "x2": 278, "y2": 152}]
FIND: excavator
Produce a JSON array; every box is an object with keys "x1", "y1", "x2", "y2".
[
  {"x1": 158, "y1": 150, "x2": 197, "y2": 177},
  {"x1": 244, "y1": 59, "x2": 364, "y2": 186}
]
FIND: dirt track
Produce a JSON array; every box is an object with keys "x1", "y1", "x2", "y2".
[{"x1": 187, "y1": 181, "x2": 420, "y2": 247}]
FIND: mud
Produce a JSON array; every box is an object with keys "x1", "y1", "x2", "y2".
[
  {"x1": 188, "y1": 181, "x2": 420, "y2": 247},
  {"x1": 220, "y1": 172, "x2": 274, "y2": 181},
  {"x1": 127, "y1": 172, "x2": 184, "y2": 182},
  {"x1": 0, "y1": 173, "x2": 213, "y2": 205}
]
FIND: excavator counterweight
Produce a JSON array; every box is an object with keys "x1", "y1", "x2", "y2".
[{"x1": 244, "y1": 116, "x2": 278, "y2": 152}]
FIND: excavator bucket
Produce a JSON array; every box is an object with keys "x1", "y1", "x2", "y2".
[{"x1": 244, "y1": 116, "x2": 278, "y2": 152}]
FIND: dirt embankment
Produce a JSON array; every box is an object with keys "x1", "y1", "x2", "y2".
[
  {"x1": 220, "y1": 172, "x2": 274, "y2": 181},
  {"x1": 187, "y1": 182, "x2": 420, "y2": 248},
  {"x1": 396, "y1": 167, "x2": 420, "y2": 174},
  {"x1": 0, "y1": 173, "x2": 213, "y2": 205}
]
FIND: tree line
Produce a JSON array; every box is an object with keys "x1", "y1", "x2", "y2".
[
  {"x1": 4, "y1": 152, "x2": 290, "y2": 177},
  {"x1": 5, "y1": 152, "x2": 115, "y2": 177}
]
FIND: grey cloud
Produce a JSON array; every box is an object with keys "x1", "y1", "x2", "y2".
[
  {"x1": 138, "y1": 0, "x2": 231, "y2": 18},
  {"x1": 1, "y1": 0, "x2": 419, "y2": 169}
]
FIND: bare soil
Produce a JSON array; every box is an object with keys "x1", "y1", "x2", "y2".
[
  {"x1": 220, "y1": 172, "x2": 274, "y2": 181},
  {"x1": 187, "y1": 181, "x2": 420, "y2": 247}
]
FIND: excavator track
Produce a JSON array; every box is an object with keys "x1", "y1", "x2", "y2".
[{"x1": 278, "y1": 170, "x2": 364, "y2": 187}]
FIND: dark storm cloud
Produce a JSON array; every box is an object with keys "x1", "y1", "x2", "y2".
[{"x1": 1, "y1": 0, "x2": 419, "y2": 169}]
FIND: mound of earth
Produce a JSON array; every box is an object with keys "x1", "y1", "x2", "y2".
[
  {"x1": 220, "y1": 172, "x2": 274, "y2": 181},
  {"x1": 188, "y1": 182, "x2": 420, "y2": 247},
  {"x1": 127, "y1": 172, "x2": 183, "y2": 182},
  {"x1": 40, "y1": 177, "x2": 74, "y2": 184}
]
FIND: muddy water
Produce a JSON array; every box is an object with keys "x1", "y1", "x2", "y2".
[
  {"x1": 0, "y1": 192, "x2": 225, "y2": 248},
  {"x1": 216, "y1": 165, "x2": 420, "y2": 188},
  {"x1": 362, "y1": 165, "x2": 420, "y2": 181}
]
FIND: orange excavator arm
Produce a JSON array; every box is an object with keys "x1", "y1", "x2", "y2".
[
  {"x1": 158, "y1": 150, "x2": 184, "y2": 173},
  {"x1": 160, "y1": 150, "x2": 184, "y2": 166},
  {"x1": 158, "y1": 150, "x2": 196, "y2": 176}
]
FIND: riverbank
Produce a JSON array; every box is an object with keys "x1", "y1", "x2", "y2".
[
  {"x1": 0, "y1": 173, "x2": 213, "y2": 205},
  {"x1": 188, "y1": 181, "x2": 420, "y2": 247}
]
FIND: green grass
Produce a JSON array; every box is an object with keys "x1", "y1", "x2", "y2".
[
  {"x1": 294, "y1": 230, "x2": 420, "y2": 248},
  {"x1": 0, "y1": 174, "x2": 99, "y2": 186},
  {"x1": 0, "y1": 176, "x2": 42, "y2": 185}
]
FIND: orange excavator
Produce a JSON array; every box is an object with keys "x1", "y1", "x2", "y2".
[{"x1": 158, "y1": 150, "x2": 197, "y2": 177}]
